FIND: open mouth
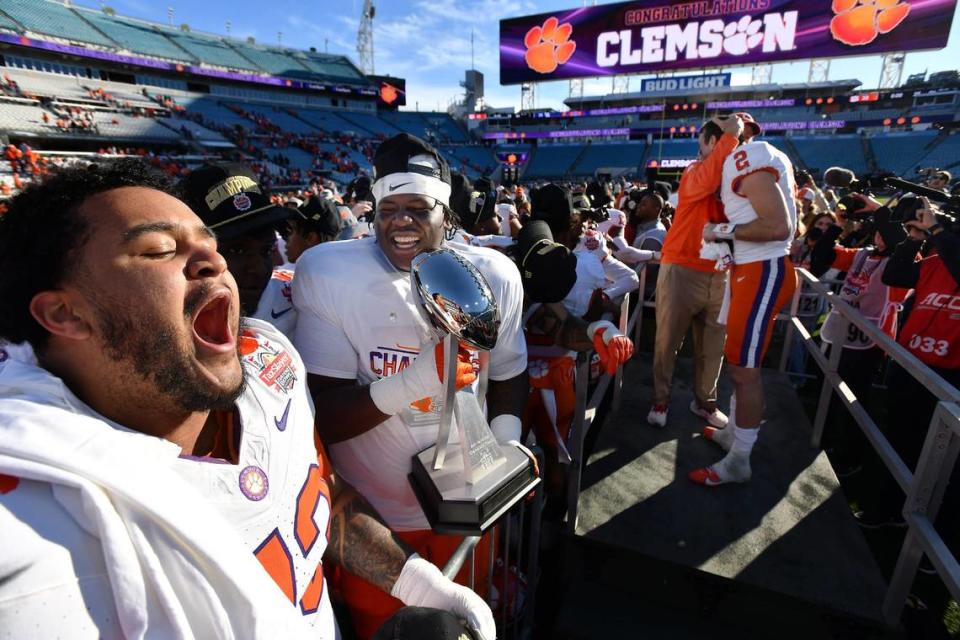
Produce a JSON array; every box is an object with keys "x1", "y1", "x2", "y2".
[
  {"x1": 191, "y1": 289, "x2": 236, "y2": 354},
  {"x1": 390, "y1": 232, "x2": 421, "y2": 253}
]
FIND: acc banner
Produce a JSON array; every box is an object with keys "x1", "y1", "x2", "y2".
[{"x1": 499, "y1": 0, "x2": 957, "y2": 85}]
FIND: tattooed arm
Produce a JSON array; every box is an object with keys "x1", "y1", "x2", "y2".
[
  {"x1": 527, "y1": 302, "x2": 594, "y2": 352},
  {"x1": 325, "y1": 472, "x2": 411, "y2": 592}
]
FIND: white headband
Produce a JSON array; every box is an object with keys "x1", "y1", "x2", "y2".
[{"x1": 372, "y1": 171, "x2": 451, "y2": 206}]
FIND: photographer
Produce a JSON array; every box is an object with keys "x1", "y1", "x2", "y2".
[
  {"x1": 808, "y1": 196, "x2": 910, "y2": 475},
  {"x1": 923, "y1": 169, "x2": 952, "y2": 195},
  {"x1": 856, "y1": 198, "x2": 959, "y2": 542}
]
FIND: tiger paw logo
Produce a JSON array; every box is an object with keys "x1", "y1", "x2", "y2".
[
  {"x1": 830, "y1": 0, "x2": 911, "y2": 46},
  {"x1": 524, "y1": 16, "x2": 576, "y2": 74}
]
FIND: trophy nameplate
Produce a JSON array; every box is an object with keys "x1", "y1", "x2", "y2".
[{"x1": 408, "y1": 249, "x2": 538, "y2": 535}]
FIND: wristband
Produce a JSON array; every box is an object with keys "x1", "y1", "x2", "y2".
[
  {"x1": 713, "y1": 223, "x2": 737, "y2": 240},
  {"x1": 490, "y1": 414, "x2": 522, "y2": 444},
  {"x1": 925, "y1": 223, "x2": 944, "y2": 237}
]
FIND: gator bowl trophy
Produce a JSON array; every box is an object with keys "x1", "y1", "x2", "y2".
[{"x1": 408, "y1": 248, "x2": 538, "y2": 534}]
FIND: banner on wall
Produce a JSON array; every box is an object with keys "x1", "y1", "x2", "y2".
[{"x1": 500, "y1": 0, "x2": 956, "y2": 85}]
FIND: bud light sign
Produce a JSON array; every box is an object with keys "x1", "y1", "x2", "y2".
[{"x1": 500, "y1": 0, "x2": 957, "y2": 85}]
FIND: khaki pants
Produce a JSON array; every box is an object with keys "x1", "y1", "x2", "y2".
[{"x1": 653, "y1": 263, "x2": 727, "y2": 408}]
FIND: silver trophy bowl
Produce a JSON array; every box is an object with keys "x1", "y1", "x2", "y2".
[
  {"x1": 410, "y1": 248, "x2": 500, "y2": 351},
  {"x1": 407, "y1": 247, "x2": 537, "y2": 534}
]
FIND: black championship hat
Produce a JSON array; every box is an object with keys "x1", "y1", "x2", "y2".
[
  {"x1": 530, "y1": 183, "x2": 573, "y2": 236},
  {"x1": 371, "y1": 133, "x2": 451, "y2": 205},
  {"x1": 346, "y1": 175, "x2": 373, "y2": 203},
  {"x1": 516, "y1": 220, "x2": 577, "y2": 303},
  {"x1": 294, "y1": 196, "x2": 341, "y2": 237},
  {"x1": 465, "y1": 190, "x2": 498, "y2": 228},
  {"x1": 372, "y1": 607, "x2": 479, "y2": 640},
  {"x1": 179, "y1": 162, "x2": 288, "y2": 240},
  {"x1": 449, "y1": 173, "x2": 474, "y2": 221}
]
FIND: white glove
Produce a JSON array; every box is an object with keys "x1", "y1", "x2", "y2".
[
  {"x1": 699, "y1": 241, "x2": 733, "y2": 272},
  {"x1": 391, "y1": 554, "x2": 497, "y2": 640},
  {"x1": 490, "y1": 414, "x2": 522, "y2": 444},
  {"x1": 369, "y1": 341, "x2": 442, "y2": 415}
]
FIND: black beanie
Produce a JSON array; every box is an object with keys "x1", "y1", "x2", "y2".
[{"x1": 516, "y1": 220, "x2": 578, "y2": 303}]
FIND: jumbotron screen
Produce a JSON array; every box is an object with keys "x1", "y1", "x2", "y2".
[
  {"x1": 368, "y1": 75, "x2": 407, "y2": 109},
  {"x1": 500, "y1": 0, "x2": 957, "y2": 85}
]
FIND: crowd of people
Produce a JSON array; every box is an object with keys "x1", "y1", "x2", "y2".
[{"x1": 0, "y1": 108, "x2": 958, "y2": 638}]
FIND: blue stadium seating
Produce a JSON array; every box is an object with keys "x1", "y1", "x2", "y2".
[
  {"x1": 181, "y1": 98, "x2": 253, "y2": 128},
  {"x1": 422, "y1": 113, "x2": 468, "y2": 142},
  {"x1": 296, "y1": 109, "x2": 367, "y2": 135},
  {"x1": 573, "y1": 142, "x2": 646, "y2": 175},
  {"x1": 790, "y1": 134, "x2": 867, "y2": 174},
  {"x1": 294, "y1": 53, "x2": 365, "y2": 83},
  {"x1": 73, "y1": 9, "x2": 194, "y2": 62},
  {"x1": 161, "y1": 31, "x2": 259, "y2": 71},
  {"x1": 379, "y1": 112, "x2": 432, "y2": 139},
  {"x1": 439, "y1": 145, "x2": 496, "y2": 179},
  {"x1": 648, "y1": 139, "x2": 699, "y2": 160},
  {"x1": 225, "y1": 43, "x2": 311, "y2": 77},
  {"x1": 523, "y1": 144, "x2": 583, "y2": 178},
  {"x1": 1, "y1": 0, "x2": 114, "y2": 47},
  {"x1": 0, "y1": 11, "x2": 22, "y2": 32},
  {"x1": 912, "y1": 132, "x2": 960, "y2": 173},
  {"x1": 870, "y1": 131, "x2": 938, "y2": 174},
  {"x1": 336, "y1": 111, "x2": 402, "y2": 136}
]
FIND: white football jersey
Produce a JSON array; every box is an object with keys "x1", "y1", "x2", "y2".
[
  {"x1": 0, "y1": 320, "x2": 336, "y2": 639},
  {"x1": 720, "y1": 140, "x2": 797, "y2": 264},
  {"x1": 252, "y1": 267, "x2": 297, "y2": 338},
  {"x1": 292, "y1": 237, "x2": 527, "y2": 531}
]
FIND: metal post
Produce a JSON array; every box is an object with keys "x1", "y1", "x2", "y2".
[
  {"x1": 634, "y1": 266, "x2": 647, "y2": 349},
  {"x1": 779, "y1": 274, "x2": 804, "y2": 373},
  {"x1": 612, "y1": 294, "x2": 629, "y2": 412},
  {"x1": 565, "y1": 353, "x2": 591, "y2": 534},
  {"x1": 501, "y1": 515, "x2": 510, "y2": 633},
  {"x1": 883, "y1": 403, "x2": 960, "y2": 623},
  {"x1": 522, "y1": 452, "x2": 544, "y2": 637},
  {"x1": 811, "y1": 337, "x2": 843, "y2": 447}
]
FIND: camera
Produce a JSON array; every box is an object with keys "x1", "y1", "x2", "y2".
[{"x1": 884, "y1": 176, "x2": 959, "y2": 230}]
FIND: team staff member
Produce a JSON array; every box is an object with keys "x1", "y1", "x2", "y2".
[
  {"x1": 292, "y1": 134, "x2": 529, "y2": 638},
  {"x1": 648, "y1": 115, "x2": 743, "y2": 428},
  {"x1": 0, "y1": 160, "x2": 495, "y2": 639},
  {"x1": 692, "y1": 114, "x2": 798, "y2": 486}
]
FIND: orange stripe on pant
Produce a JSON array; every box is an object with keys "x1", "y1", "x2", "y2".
[
  {"x1": 331, "y1": 529, "x2": 494, "y2": 640},
  {"x1": 724, "y1": 257, "x2": 797, "y2": 368}
]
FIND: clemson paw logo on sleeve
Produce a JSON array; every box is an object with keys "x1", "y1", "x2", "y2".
[
  {"x1": 830, "y1": 0, "x2": 911, "y2": 46},
  {"x1": 524, "y1": 16, "x2": 576, "y2": 74}
]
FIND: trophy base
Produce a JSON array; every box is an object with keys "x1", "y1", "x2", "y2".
[{"x1": 410, "y1": 445, "x2": 539, "y2": 535}]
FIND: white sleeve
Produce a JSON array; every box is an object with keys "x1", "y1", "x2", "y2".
[
  {"x1": 487, "y1": 260, "x2": 527, "y2": 382},
  {"x1": 610, "y1": 236, "x2": 656, "y2": 264},
  {"x1": 602, "y1": 255, "x2": 640, "y2": 300},
  {"x1": 290, "y1": 255, "x2": 359, "y2": 380}
]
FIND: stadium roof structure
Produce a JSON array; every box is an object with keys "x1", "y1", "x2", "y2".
[
  {"x1": 0, "y1": 0, "x2": 369, "y2": 87},
  {"x1": 565, "y1": 79, "x2": 862, "y2": 108}
]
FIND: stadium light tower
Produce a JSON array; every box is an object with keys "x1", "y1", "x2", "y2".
[
  {"x1": 879, "y1": 52, "x2": 906, "y2": 89},
  {"x1": 521, "y1": 82, "x2": 536, "y2": 112},
  {"x1": 358, "y1": 0, "x2": 376, "y2": 75},
  {"x1": 808, "y1": 59, "x2": 830, "y2": 84}
]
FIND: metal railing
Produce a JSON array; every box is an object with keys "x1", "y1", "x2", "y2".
[
  {"x1": 442, "y1": 449, "x2": 546, "y2": 640},
  {"x1": 779, "y1": 267, "x2": 960, "y2": 624},
  {"x1": 565, "y1": 293, "x2": 636, "y2": 534}
]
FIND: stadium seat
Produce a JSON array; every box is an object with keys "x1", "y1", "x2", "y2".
[{"x1": 1, "y1": 0, "x2": 115, "y2": 47}]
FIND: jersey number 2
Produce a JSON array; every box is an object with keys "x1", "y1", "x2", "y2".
[{"x1": 734, "y1": 150, "x2": 750, "y2": 171}]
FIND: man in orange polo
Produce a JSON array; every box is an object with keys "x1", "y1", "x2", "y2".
[{"x1": 647, "y1": 115, "x2": 743, "y2": 428}]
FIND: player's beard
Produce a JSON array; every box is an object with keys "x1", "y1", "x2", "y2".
[{"x1": 89, "y1": 284, "x2": 246, "y2": 412}]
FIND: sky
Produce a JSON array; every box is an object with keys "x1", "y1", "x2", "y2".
[{"x1": 74, "y1": 0, "x2": 960, "y2": 112}]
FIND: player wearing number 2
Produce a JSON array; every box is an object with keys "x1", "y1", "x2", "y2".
[
  {"x1": 691, "y1": 113, "x2": 799, "y2": 486},
  {"x1": 0, "y1": 160, "x2": 495, "y2": 639}
]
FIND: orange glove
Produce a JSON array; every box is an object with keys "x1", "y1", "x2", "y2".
[
  {"x1": 588, "y1": 321, "x2": 634, "y2": 376},
  {"x1": 434, "y1": 341, "x2": 479, "y2": 390},
  {"x1": 411, "y1": 342, "x2": 478, "y2": 413}
]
